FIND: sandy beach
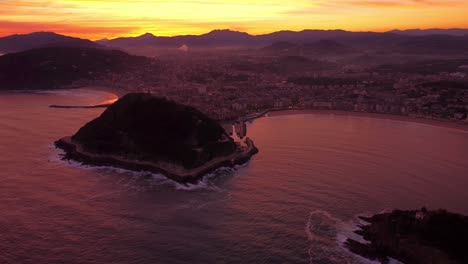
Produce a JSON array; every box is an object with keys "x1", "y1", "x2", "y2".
[
  {"x1": 80, "y1": 87, "x2": 468, "y2": 133},
  {"x1": 258, "y1": 109, "x2": 468, "y2": 132},
  {"x1": 80, "y1": 86, "x2": 128, "y2": 98}
]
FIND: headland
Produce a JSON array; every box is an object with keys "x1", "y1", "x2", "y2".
[
  {"x1": 55, "y1": 93, "x2": 259, "y2": 183},
  {"x1": 345, "y1": 208, "x2": 468, "y2": 264}
]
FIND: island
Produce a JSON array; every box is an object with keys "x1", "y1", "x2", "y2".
[
  {"x1": 55, "y1": 93, "x2": 258, "y2": 183},
  {"x1": 345, "y1": 208, "x2": 468, "y2": 264}
]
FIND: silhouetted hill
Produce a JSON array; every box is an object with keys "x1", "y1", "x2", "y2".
[
  {"x1": 304, "y1": 40, "x2": 354, "y2": 54},
  {"x1": 101, "y1": 29, "x2": 367, "y2": 49},
  {"x1": 99, "y1": 29, "x2": 253, "y2": 48},
  {"x1": 0, "y1": 47, "x2": 150, "y2": 90},
  {"x1": 262, "y1": 40, "x2": 354, "y2": 56},
  {"x1": 377, "y1": 59, "x2": 468, "y2": 74},
  {"x1": 194, "y1": 29, "x2": 252, "y2": 46},
  {"x1": 395, "y1": 35, "x2": 468, "y2": 54},
  {"x1": 340, "y1": 32, "x2": 409, "y2": 50},
  {"x1": 5, "y1": 29, "x2": 466, "y2": 56},
  {"x1": 97, "y1": 32, "x2": 160, "y2": 47},
  {"x1": 346, "y1": 208, "x2": 468, "y2": 264},
  {"x1": 0, "y1": 32, "x2": 102, "y2": 54},
  {"x1": 229, "y1": 55, "x2": 336, "y2": 73},
  {"x1": 257, "y1": 29, "x2": 364, "y2": 44},
  {"x1": 261, "y1": 41, "x2": 297, "y2": 53},
  {"x1": 99, "y1": 29, "x2": 468, "y2": 56},
  {"x1": 70, "y1": 93, "x2": 237, "y2": 168},
  {"x1": 389, "y1": 28, "x2": 468, "y2": 36},
  {"x1": 268, "y1": 56, "x2": 337, "y2": 72}
]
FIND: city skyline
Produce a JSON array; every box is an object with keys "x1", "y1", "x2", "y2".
[{"x1": 1, "y1": 0, "x2": 468, "y2": 40}]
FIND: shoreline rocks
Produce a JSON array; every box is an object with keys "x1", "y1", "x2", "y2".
[
  {"x1": 55, "y1": 136, "x2": 258, "y2": 184},
  {"x1": 345, "y1": 208, "x2": 468, "y2": 264}
]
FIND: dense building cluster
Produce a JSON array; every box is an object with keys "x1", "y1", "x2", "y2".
[{"x1": 83, "y1": 52, "x2": 468, "y2": 123}]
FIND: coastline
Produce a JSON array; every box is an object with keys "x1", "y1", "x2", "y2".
[
  {"x1": 46, "y1": 86, "x2": 125, "y2": 108},
  {"x1": 345, "y1": 209, "x2": 468, "y2": 264},
  {"x1": 79, "y1": 85, "x2": 128, "y2": 98},
  {"x1": 55, "y1": 136, "x2": 259, "y2": 184},
  {"x1": 245, "y1": 109, "x2": 468, "y2": 132},
  {"x1": 42, "y1": 87, "x2": 468, "y2": 133}
]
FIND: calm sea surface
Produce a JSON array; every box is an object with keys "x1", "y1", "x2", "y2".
[{"x1": 1, "y1": 89, "x2": 468, "y2": 264}]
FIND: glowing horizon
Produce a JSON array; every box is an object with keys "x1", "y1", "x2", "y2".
[{"x1": 1, "y1": 0, "x2": 468, "y2": 40}]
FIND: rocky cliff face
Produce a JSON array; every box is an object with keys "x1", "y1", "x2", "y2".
[
  {"x1": 72, "y1": 93, "x2": 237, "y2": 168},
  {"x1": 345, "y1": 208, "x2": 468, "y2": 264}
]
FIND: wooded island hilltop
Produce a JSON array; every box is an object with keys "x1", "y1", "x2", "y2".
[{"x1": 55, "y1": 93, "x2": 258, "y2": 183}]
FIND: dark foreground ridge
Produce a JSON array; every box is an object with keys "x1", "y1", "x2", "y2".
[
  {"x1": 55, "y1": 93, "x2": 258, "y2": 183},
  {"x1": 0, "y1": 47, "x2": 151, "y2": 90},
  {"x1": 345, "y1": 208, "x2": 468, "y2": 264}
]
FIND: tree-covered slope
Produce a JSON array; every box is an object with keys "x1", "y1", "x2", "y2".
[
  {"x1": 72, "y1": 93, "x2": 237, "y2": 168},
  {"x1": 0, "y1": 47, "x2": 150, "y2": 90}
]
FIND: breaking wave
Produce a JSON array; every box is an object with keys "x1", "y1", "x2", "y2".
[
  {"x1": 305, "y1": 210, "x2": 379, "y2": 264},
  {"x1": 49, "y1": 144, "x2": 243, "y2": 192}
]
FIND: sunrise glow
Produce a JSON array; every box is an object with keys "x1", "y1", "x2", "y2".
[{"x1": 1, "y1": 0, "x2": 468, "y2": 39}]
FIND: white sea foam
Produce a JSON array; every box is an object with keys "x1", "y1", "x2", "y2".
[
  {"x1": 335, "y1": 211, "x2": 406, "y2": 264},
  {"x1": 49, "y1": 144, "x2": 240, "y2": 192},
  {"x1": 305, "y1": 210, "x2": 382, "y2": 264},
  {"x1": 48, "y1": 143, "x2": 66, "y2": 162},
  {"x1": 388, "y1": 258, "x2": 405, "y2": 264},
  {"x1": 173, "y1": 167, "x2": 235, "y2": 192}
]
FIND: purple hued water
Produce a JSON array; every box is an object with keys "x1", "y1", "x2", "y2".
[{"x1": 1, "y1": 89, "x2": 467, "y2": 264}]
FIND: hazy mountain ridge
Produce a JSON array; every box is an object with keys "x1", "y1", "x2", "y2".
[
  {"x1": 0, "y1": 47, "x2": 151, "y2": 90},
  {"x1": 388, "y1": 28, "x2": 468, "y2": 36},
  {"x1": 395, "y1": 35, "x2": 468, "y2": 54},
  {"x1": 96, "y1": 29, "x2": 468, "y2": 55},
  {"x1": 0, "y1": 32, "x2": 103, "y2": 54},
  {"x1": 99, "y1": 29, "x2": 378, "y2": 48},
  {"x1": 2, "y1": 29, "x2": 468, "y2": 55}
]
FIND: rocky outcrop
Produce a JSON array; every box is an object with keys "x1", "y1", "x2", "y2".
[
  {"x1": 345, "y1": 208, "x2": 468, "y2": 264},
  {"x1": 55, "y1": 93, "x2": 258, "y2": 183}
]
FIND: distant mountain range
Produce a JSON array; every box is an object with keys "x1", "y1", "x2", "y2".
[
  {"x1": 396, "y1": 35, "x2": 468, "y2": 54},
  {"x1": 97, "y1": 30, "x2": 254, "y2": 48},
  {"x1": 1, "y1": 28, "x2": 467, "y2": 56},
  {"x1": 96, "y1": 29, "x2": 468, "y2": 55},
  {"x1": 387, "y1": 28, "x2": 468, "y2": 36},
  {"x1": 0, "y1": 32, "x2": 102, "y2": 54},
  {"x1": 97, "y1": 29, "x2": 382, "y2": 48}
]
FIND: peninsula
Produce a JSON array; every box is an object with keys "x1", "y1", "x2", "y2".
[
  {"x1": 55, "y1": 93, "x2": 258, "y2": 183},
  {"x1": 345, "y1": 208, "x2": 468, "y2": 264}
]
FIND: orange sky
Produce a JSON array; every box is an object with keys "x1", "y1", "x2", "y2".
[{"x1": 1, "y1": 0, "x2": 468, "y2": 40}]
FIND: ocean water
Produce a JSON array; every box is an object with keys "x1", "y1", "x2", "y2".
[{"x1": 0, "y1": 89, "x2": 467, "y2": 264}]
